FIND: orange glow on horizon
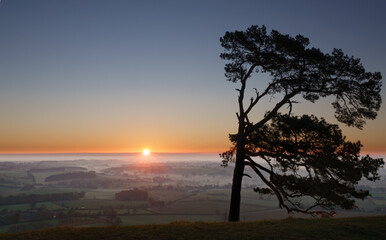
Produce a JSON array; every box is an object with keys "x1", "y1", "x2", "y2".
[
  {"x1": 0, "y1": 148, "x2": 226, "y2": 155},
  {"x1": 0, "y1": 131, "x2": 230, "y2": 155},
  {"x1": 0, "y1": 149, "x2": 385, "y2": 156}
]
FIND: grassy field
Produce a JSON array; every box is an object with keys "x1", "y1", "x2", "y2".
[
  {"x1": 373, "y1": 200, "x2": 386, "y2": 207},
  {"x1": 371, "y1": 192, "x2": 386, "y2": 207},
  {"x1": 0, "y1": 186, "x2": 22, "y2": 196},
  {"x1": 0, "y1": 219, "x2": 60, "y2": 233},
  {"x1": 119, "y1": 214, "x2": 224, "y2": 225},
  {"x1": 0, "y1": 170, "x2": 34, "y2": 185},
  {"x1": 84, "y1": 189, "x2": 122, "y2": 200},
  {"x1": 58, "y1": 199, "x2": 148, "y2": 209},
  {"x1": 0, "y1": 186, "x2": 87, "y2": 196},
  {"x1": 156, "y1": 199, "x2": 229, "y2": 215},
  {"x1": 0, "y1": 201, "x2": 63, "y2": 211},
  {"x1": 147, "y1": 190, "x2": 192, "y2": 202},
  {"x1": 0, "y1": 215, "x2": 384, "y2": 240}
]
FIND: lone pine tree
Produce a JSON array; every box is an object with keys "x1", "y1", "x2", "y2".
[{"x1": 220, "y1": 25, "x2": 383, "y2": 222}]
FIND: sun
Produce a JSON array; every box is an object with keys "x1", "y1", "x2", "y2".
[{"x1": 143, "y1": 149, "x2": 150, "y2": 156}]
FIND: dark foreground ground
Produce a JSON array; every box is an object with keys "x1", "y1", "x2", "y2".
[{"x1": 1, "y1": 215, "x2": 385, "y2": 240}]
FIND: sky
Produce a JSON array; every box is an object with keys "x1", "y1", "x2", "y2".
[{"x1": 0, "y1": 0, "x2": 385, "y2": 154}]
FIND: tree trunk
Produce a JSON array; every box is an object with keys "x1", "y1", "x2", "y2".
[{"x1": 228, "y1": 123, "x2": 245, "y2": 222}]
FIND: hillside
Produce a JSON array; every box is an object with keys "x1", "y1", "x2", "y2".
[{"x1": 0, "y1": 215, "x2": 385, "y2": 240}]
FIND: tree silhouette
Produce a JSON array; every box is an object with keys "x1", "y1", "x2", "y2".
[{"x1": 220, "y1": 25, "x2": 383, "y2": 221}]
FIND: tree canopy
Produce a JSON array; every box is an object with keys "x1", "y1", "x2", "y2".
[
  {"x1": 220, "y1": 25, "x2": 383, "y2": 221},
  {"x1": 220, "y1": 25, "x2": 382, "y2": 129},
  {"x1": 225, "y1": 113, "x2": 383, "y2": 214}
]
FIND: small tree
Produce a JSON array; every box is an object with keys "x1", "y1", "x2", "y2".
[{"x1": 220, "y1": 25, "x2": 383, "y2": 221}]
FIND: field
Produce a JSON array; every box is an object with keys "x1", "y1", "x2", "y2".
[
  {"x1": 119, "y1": 214, "x2": 223, "y2": 225},
  {"x1": 0, "y1": 170, "x2": 34, "y2": 185},
  {"x1": 0, "y1": 202, "x2": 63, "y2": 212},
  {"x1": 0, "y1": 220, "x2": 60, "y2": 233},
  {"x1": 0, "y1": 216, "x2": 385, "y2": 240}
]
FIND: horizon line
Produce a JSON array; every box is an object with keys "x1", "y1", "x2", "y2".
[
  {"x1": 0, "y1": 151, "x2": 222, "y2": 155},
  {"x1": 0, "y1": 151, "x2": 385, "y2": 156}
]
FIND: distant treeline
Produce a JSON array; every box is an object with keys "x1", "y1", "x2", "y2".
[
  {"x1": 45, "y1": 171, "x2": 96, "y2": 182},
  {"x1": 0, "y1": 192, "x2": 85, "y2": 205},
  {"x1": 29, "y1": 167, "x2": 87, "y2": 172},
  {"x1": 115, "y1": 189, "x2": 148, "y2": 201}
]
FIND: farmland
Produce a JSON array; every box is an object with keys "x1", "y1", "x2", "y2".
[{"x1": 0, "y1": 159, "x2": 385, "y2": 233}]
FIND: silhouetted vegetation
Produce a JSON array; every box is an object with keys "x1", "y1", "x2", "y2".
[
  {"x1": 230, "y1": 114, "x2": 383, "y2": 213},
  {"x1": 115, "y1": 189, "x2": 148, "y2": 201},
  {"x1": 220, "y1": 25, "x2": 383, "y2": 221}
]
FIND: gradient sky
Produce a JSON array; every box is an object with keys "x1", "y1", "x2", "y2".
[{"x1": 0, "y1": 0, "x2": 385, "y2": 154}]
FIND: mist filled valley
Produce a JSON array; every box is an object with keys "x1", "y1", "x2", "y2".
[{"x1": 0, "y1": 154, "x2": 385, "y2": 233}]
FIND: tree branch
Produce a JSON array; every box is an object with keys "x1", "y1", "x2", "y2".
[
  {"x1": 245, "y1": 156, "x2": 273, "y2": 175},
  {"x1": 254, "y1": 90, "x2": 300, "y2": 129},
  {"x1": 242, "y1": 63, "x2": 258, "y2": 83},
  {"x1": 238, "y1": 64, "x2": 258, "y2": 118},
  {"x1": 245, "y1": 161, "x2": 287, "y2": 209}
]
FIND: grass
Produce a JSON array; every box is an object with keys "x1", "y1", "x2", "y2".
[
  {"x1": 25, "y1": 187, "x2": 87, "y2": 195},
  {"x1": 119, "y1": 214, "x2": 223, "y2": 225},
  {"x1": 157, "y1": 200, "x2": 228, "y2": 214},
  {"x1": 373, "y1": 200, "x2": 386, "y2": 207},
  {"x1": 371, "y1": 192, "x2": 386, "y2": 207},
  {"x1": 148, "y1": 190, "x2": 192, "y2": 202},
  {"x1": 59, "y1": 199, "x2": 148, "y2": 209},
  {"x1": 84, "y1": 189, "x2": 121, "y2": 200},
  {"x1": 0, "y1": 186, "x2": 22, "y2": 196},
  {"x1": 0, "y1": 215, "x2": 384, "y2": 240},
  {"x1": 0, "y1": 220, "x2": 60, "y2": 233},
  {"x1": 0, "y1": 202, "x2": 63, "y2": 211},
  {"x1": 0, "y1": 170, "x2": 34, "y2": 185}
]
